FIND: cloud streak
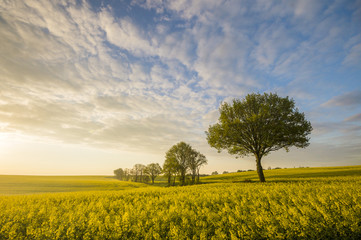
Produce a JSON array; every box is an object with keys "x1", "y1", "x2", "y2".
[{"x1": 323, "y1": 91, "x2": 361, "y2": 107}]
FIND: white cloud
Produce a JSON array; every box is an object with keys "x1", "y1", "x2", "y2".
[
  {"x1": 323, "y1": 91, "x2": 361, "y2": 107},
  {"x1": 294, "y1": 0, "x2": 323, "y2": 20},
  {"x1": 344, "y1": 113, "x2": 361, "y2": 122},
  {"x1": 343, "y1": 42, "x2": 361, "y2": 66}
]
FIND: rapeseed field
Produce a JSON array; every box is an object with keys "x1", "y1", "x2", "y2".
[{"x1": 0, "y1": 166, "x2": 361, "y2": 239}]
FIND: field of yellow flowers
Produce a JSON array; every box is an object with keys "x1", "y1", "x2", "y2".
[{"x1": 1, "y1": 169, "x2": 361, "y2": 239}]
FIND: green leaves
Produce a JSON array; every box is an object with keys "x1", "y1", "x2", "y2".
[
  {"x1": 206, "y1": 93, "x2": 313, "y2": 182},
  {"x1": 164, "y1": 142, "x2": 207, "y2": 185}
]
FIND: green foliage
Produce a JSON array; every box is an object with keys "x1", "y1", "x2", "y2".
[
  {"x1": 162, "y1": 153, "x2": 179, "y2": 186},
  {"x1": 206, "y1": 93, "x2": 312, "y2": 182},
  {"x1": 114, "y1": 168, "x2": 124, "y2": 180},
  {"x1": 115, "y1": 163, "x2": 162, "y2": 183},
  {"x1": 166, "y1": 142, "x2": 197, "y2": 185},
  {"x1": 145, "y1": 163, "x2": 162, "y2": 184},
  {"x1": 164, "y1": 142, "x2": 207, "y2": 185}
]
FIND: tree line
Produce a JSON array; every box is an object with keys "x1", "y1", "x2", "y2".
[
  {"x1": 114, "y1": 141, "x2": 208, "y2": 186},
  {"x1": 115, "y1": 93, "x2": 312, "y2": 183},
  {"x1": 114, "y1": 163, "x2": 162, "y2": 184}
]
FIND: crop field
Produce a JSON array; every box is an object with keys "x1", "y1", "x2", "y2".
[
  {"x1": 202, "y1": 165, "x2": 361, "y2": 183},
  {"x1": 0, "y1": 166, "x2": 361, "y2": 239},
  {"x1": 0, "y1": 175, "x2": 151, "y2": 195}
]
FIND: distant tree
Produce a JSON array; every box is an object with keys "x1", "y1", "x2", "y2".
[
  {"x1": 237, "y1": 170, "x2": 243, "y2": 172},
  {"x1": 133, "y1": 164, "x2": 146, "y2": 182},
  {"x1": 123, "y1": 168, "x2": 131, "y2": 181},
  {"x1": 206, "y1": 93, "x2": 312, "y2": 182},
  {"x1": 188, "y1": 151, "x2": 207, "y2": 184},
  {"x1": 223, "y1": 171, "x2": 229, "y2": 174},
  {"x1": 146, "y1": 163, "x2": 162, "y2": 184},
  {"x1": 163, "y1": 155, "x2": 179, "y2": 186},
  {"x1": 143, "y1": 175, "x2": 150, "y2": 183},
  {"x1": 195, "y1": 153, "x2": 208, "y2": 183},
  {"x1": 211, "y1": 171, "x2": 219, "y2": 175},
  {"x1": 114, "y1": 168, "x2": 125, "y2": 180},
  {"x1": 165, "y1": 142, "x2": 197, "y2": 186}
]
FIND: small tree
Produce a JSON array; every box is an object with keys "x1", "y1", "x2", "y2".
[
  {"x1": 114, "y1": 168, "x2": 124, "y2": 180},
  {"x1": 206, "y1": 93, "x2": 312, "y2": 182},
  {"x1": 133, "y1": 164, "x2": 146, "y2": 182},
  {"x1": 123, "y1": 168, "x2": 131, "y2": 181},
  {"x1": 165, "y1": 142, "x2": 196, "y2": 186},
  {"x1": 195, "y1": 153, "x2": 208, "y2": 183},
  {"x1": 163, "y1": 156, "x2": 179, "y2": 186},
  {"x1": 188, "y1": 151, "x2": 204, "y2": 184},
  {"x1": 146, "y1": 163, "x2": 162, "y2": 184},
  {"x1": 211, "y1": 171, "x2": 218, "y2": 175}
]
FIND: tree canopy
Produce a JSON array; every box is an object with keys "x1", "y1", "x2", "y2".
[
  {"x1": 206, "y1": 93, "x2": 312, "y2": 182},
  {"x1": 165, "y1": 142, "x2": 207, "y2": 185},
  {"x1": 146, "y1": 163, "x2": 162, "y2": 184}
]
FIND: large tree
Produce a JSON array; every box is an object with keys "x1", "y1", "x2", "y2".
[{"x1": 206, "y1": 93, "x2": 312, "y2": 182}]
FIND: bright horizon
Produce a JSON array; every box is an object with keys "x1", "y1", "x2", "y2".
[{"x1": 0, "y1": 0, "x2": 360, "y2": 175}]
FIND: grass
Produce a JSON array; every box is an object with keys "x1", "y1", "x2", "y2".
[
  {"x1": 201, "y1": 165, "x2": 361, "y2": 183},
  {"x1": 0, "y1": 175, "x2": 152, "y2": 195}
]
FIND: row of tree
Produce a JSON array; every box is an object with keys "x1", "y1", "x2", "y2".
[
  {"x1": 114, "y1": 163, "x2": 162, "y2": 184},
  {"x1": 114, "y1": 142, "x2": 208, "y2": 186}
]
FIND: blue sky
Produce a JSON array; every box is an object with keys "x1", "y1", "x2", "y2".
[{"x1": 0, "y1": 0, "x2": 360, "y2": 175}]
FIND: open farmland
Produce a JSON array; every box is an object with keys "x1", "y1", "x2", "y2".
[
  {"x1": 0, "y1": 175, "x2": 151, "y2": 195},
  {"x1": 202, "y1": 165, "x2": 361, "y2": 183},
  {"x1": 0, "y1": 166, "x2": 361, "y2": 239}
]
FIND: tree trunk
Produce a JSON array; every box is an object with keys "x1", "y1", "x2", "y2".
[
  {"x1": 180, "y1": 175, "x2": 185, "y2": 185},
  {"x1": 167, "y1": 175, "x2": 171, "y2": 185},
  {"x1": 180, "y1": 169, "x2": 186, "y2": 185},
  {"x1": 255, "y1": 154, "x2": 266, "y2": 182}
]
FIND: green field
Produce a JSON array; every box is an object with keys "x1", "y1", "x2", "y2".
[
  {"x1": 0, "y1": 175, "x2": 152, "y2": 195},
  {"x1": 202, "y1": 165, "x2": 361, "y2": 182},
  {"x1": 1, "y1": 166, "x2": 361, "y2": 239}
]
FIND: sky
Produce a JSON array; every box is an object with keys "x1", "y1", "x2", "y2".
[{"x1": 0, "y1": 0, "x2": 360, "y2": 175}]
